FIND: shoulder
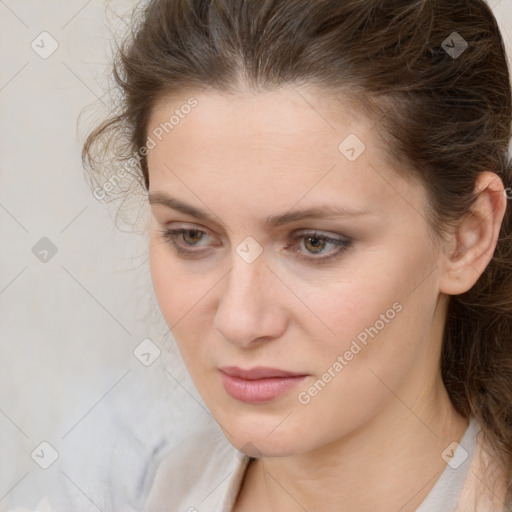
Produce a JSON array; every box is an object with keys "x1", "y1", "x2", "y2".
[
  {"x1": 144, "y1": 420, "x2": 250, "y2": 512},
  {"x1": 456, "y1": 419, "x2": 509, "y2": 511}
]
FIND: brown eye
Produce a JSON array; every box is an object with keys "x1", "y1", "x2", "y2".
[
  {"x1": 182, "y1": 229, "x2": 205, "y2": 245},
  {"x1": 303, "y1": 236, "x2": 328, "y2": 254},
  {"x1": 289, "y1": 230, "x2": 352, "y2": 263},
  {"x1": 160, "y1": 227, "x2": 213, "y2": 257}
]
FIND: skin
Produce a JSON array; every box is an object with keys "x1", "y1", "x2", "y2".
[{"x1": 146, "y1": 84, "x2": 506, "y2": 511}]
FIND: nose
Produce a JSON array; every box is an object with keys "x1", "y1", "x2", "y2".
[{"x1": 213, "y1": 251, "x2": 288, "y2": 348}]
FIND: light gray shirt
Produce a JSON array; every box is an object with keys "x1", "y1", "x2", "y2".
[{"x1": 144, "y1": 416, "x2": 485, "y2": 512}]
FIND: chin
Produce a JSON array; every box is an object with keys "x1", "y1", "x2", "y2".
[
  {"x1": 216, "y1": 414, "x2": 307, "y2": 458},
  {"x1": 237, "y1": 437, "x2": 301, "y2": 458}
]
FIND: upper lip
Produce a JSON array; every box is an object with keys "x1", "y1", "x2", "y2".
[{"x1": 219, "y1": 366, "x2": 307, "y2": 379}]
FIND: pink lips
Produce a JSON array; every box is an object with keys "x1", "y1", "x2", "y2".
[{"x1": 219, "y1": 366, "x2": 308, "y2": 403}]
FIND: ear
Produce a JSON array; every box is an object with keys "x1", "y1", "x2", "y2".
[{"x1": 439, "y1": 171, "x2": 507, "y2": 295}]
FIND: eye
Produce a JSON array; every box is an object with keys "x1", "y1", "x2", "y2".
[
  {"x1": 287, "y1": 230, "x2": 352, "y2": 262},
  {"x1": 159, "y1": 227, "x2": 213, "y2": 257},
  {"x1": 158, "y1": 226, "x2": 352, "y2": 263}
]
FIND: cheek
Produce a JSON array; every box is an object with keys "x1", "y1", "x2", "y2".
[
  {"x1": 149, "y1": 245, "x2": 179, "y2": 322},
  {"x1": 149, "y1": 241, "x2": 202, "y2": 334},
  {"x1": 288, "y1": 252, "x2": 438, "y2": 443},
  {"x1": 149, "y1": 240, "x2": 218, "y2": 364},
  {"x1": 306, "y1": 242, "x2": 438, "y2": 377},
  {"x1": 149, "y1": 234, "x2": 209, "y2": 315}
]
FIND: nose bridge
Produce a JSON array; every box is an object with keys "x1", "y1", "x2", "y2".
[
  {"x1": 214, "y1": 245, "x2": 284, "y2": 345},
  {"x1": 221, "y1": 249, "x2": 267, "y2": 318},
  {"x1": 225, "y1": 234, "x2": 269, "y2": 303},
  {"x1": 234, "y1": 257, "x2": 261, "y2": 298}
]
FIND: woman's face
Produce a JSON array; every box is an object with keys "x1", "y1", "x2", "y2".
[{"x1": 147, "y1": 86, "x2": 447, "y2": 456}]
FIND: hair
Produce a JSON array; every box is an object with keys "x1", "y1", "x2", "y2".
[{"x1": 83, "y1": 0, "x2": 512, "y2": 506}]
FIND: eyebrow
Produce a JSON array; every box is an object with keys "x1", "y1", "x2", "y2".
[{"x1": 148, "y1": 191, "x2": 374, "y2": 227}]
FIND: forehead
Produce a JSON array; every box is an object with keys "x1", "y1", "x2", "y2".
[
  {"x1": 147, "y1": 85, "x2": 366, "y2": 158},
  {"x1": 145, "y1": 86, "x2": 425, "y2": 226}
]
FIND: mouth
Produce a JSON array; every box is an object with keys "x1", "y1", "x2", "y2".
[{"x1": 219, "y1": 366, "x2": 309, "y2": 403}]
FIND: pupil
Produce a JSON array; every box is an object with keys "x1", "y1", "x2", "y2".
[
  {"x1": 184, "y1": 230, "x2": 202, "y2": 244},
  {"x1": 306, "y1": 237, "x2": 325, "y2": 253}
]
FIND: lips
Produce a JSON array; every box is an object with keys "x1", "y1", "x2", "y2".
[
  {"x1": 219, "y1": 366, "x2": 307, "y2": 379},
  {"x1": 219, "y1": 366, "x2": 309, "y2": 403}
]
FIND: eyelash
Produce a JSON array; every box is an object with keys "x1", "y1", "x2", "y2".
[{"x1": 158, "y1": 227, "x2": 352, "y2": 263}]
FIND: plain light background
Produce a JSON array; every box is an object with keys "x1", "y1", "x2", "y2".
[
  {"x1": 1, "y1": 1, "x2": 211, "y2": 511},
  {"x1": 1, "y1": 1, "x2": 511, "y2": 511}
]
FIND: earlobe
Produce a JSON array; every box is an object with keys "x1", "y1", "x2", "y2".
[{"x1": 439, "y1": 171, "x2": 507, "y2": 296}]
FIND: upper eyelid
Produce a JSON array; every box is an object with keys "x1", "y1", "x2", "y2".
[{"x1": 164, "y1": 225, "x2": 348, "y2": 242}]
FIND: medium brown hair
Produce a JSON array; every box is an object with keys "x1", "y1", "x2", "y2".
[{"x1": 83, "y1": 0, "x2": 512, "y2": 505}]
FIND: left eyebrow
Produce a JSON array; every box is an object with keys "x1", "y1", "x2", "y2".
[
  {"x1": 265, "y1": 204, "x2": 374, "y2": 227},
  {"x1": 148, "y1": 191, "x2": 374, "y2": 228}
]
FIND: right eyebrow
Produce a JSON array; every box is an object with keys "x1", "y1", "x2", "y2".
[{"x1": 148, "y1": 193, "x2": 219, "y2": 224}]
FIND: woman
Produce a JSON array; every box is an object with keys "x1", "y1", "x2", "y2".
[{"x1": 83, "y1": 0, "x2": 512, "y2": 510}]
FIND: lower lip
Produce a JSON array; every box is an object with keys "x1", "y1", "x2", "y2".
[{"x1": 219, "y1": 372, "x2": 308, "y2": 403}]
